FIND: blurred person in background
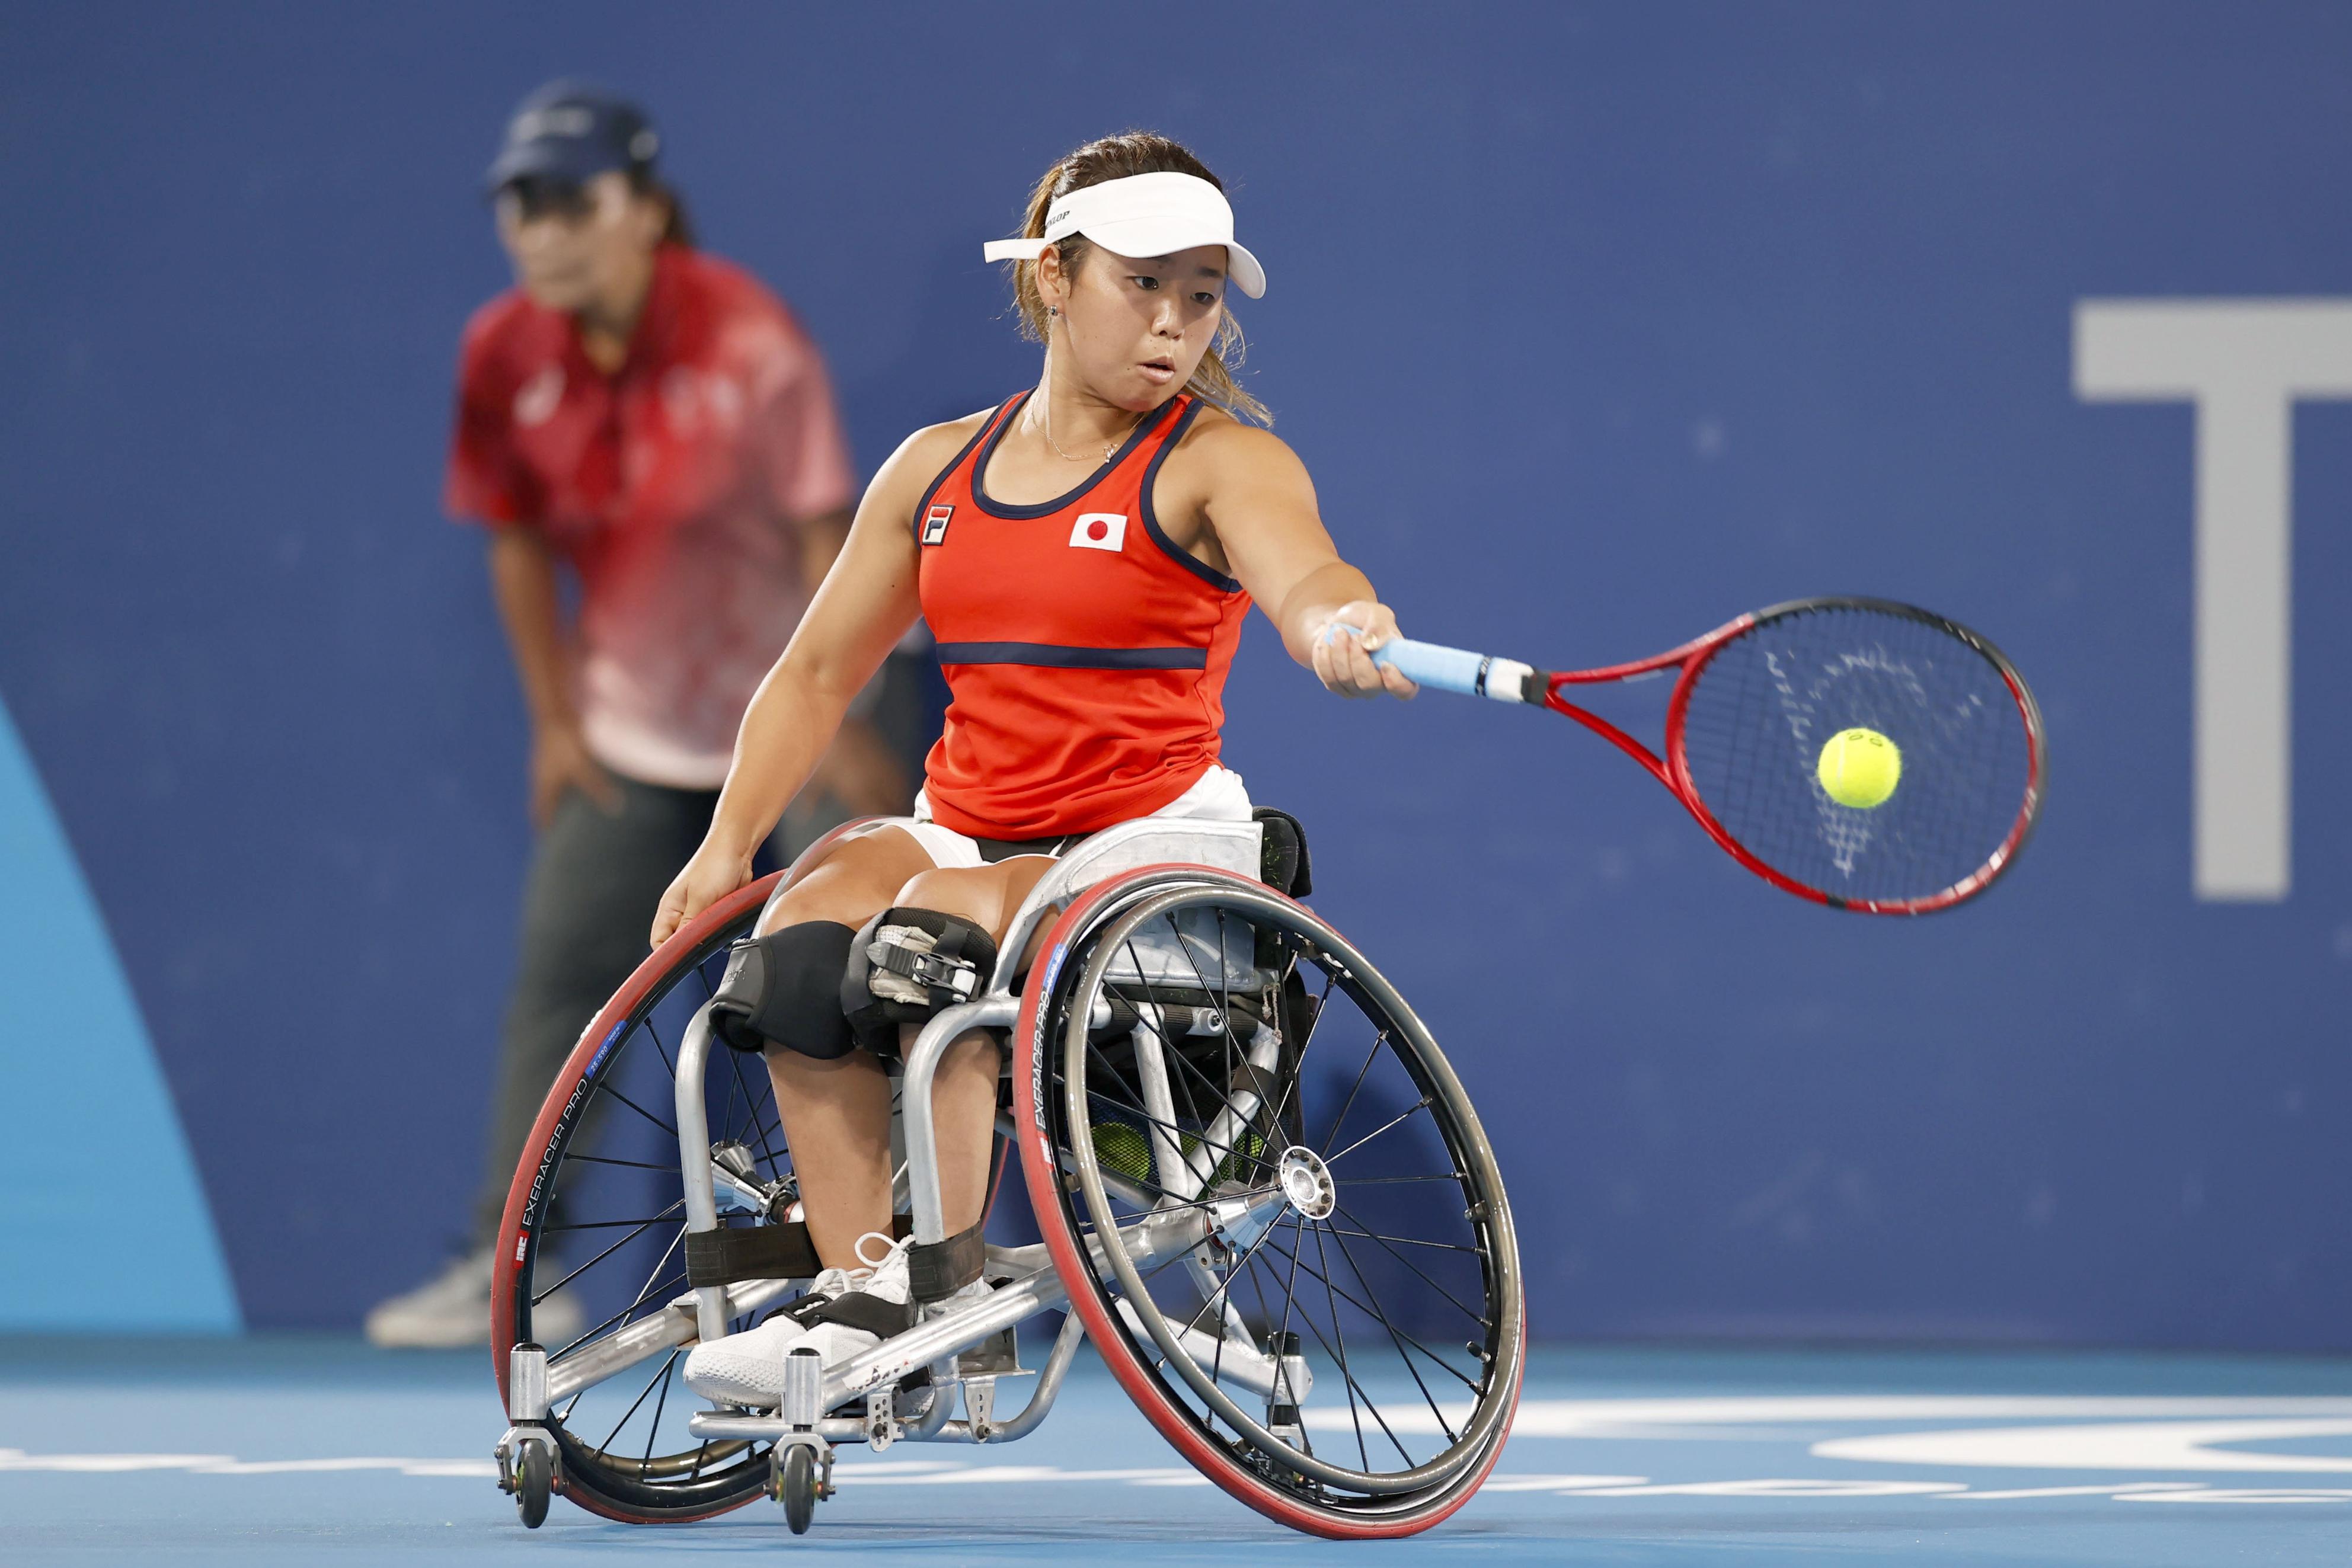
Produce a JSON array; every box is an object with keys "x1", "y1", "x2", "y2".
[{"x1": 368, "y1": 82, "x2": 925, "y2": 1346}]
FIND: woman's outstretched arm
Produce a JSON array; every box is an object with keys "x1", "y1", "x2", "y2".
[{"x1": 1194, "y1": 422, "x2": 1419, "y2": 702}]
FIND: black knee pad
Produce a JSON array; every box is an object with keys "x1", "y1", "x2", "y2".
[
  {"x1": 708, "y1": 921, "x2": 857, "y2": 1058},
  {"x1": 839, "y1": 907, "x2": 1001, "y2": 1055}
]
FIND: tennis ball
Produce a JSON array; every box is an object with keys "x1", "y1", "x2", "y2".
[{"x1": 1817, "y1": 727, "x2": 1902, "y2": 809}]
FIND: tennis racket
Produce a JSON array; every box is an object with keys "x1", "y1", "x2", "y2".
[{"x1": 1355, "y1": 597, "x2": 2046, "y2": 914}]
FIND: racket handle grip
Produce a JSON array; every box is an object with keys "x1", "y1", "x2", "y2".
[{"x1": 1367, "y1": 636, "x2": 1542, "y2": 703}]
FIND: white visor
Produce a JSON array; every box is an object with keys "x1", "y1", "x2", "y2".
[{"x1": 983, "y1": 171, "x2": 1266, "y2": 299}]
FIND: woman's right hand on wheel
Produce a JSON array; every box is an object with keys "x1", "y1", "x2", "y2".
[{"x1": 650, "y1": 839, "x2": 756, "y2": 949}]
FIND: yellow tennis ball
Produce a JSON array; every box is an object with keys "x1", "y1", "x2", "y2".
[{"x1": 1817, "y1": 727, "x2": 1902, "y2": 809}]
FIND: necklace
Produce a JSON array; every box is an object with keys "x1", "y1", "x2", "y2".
[{"x1": 1035, "y1": 391, "x2": 1143, "y2": 466}]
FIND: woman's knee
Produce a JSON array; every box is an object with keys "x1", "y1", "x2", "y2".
[
  {"x1": 757, "y1": 827, "x2": 933, "y2": 934},
  {"x1": 709, "y1": 919, "x2": 859, "y2": 1060},
  {"x1": 891, "y1": 856, "x2": 1055, "y2": 938},
  {"x1": 890, "y1": 867, "x2": 1000, "y2": 929}
]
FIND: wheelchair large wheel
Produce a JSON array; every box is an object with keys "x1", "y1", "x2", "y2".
[
  {"x1": 1014, "y1": 866, "x2": 1525, "y2": 1538},
  {"x1": 491, "y1": 870, "x2": 788, "y2": 1523}
]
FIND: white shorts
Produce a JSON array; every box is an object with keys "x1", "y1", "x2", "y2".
[{"x1": 898, "y1": 765, "x2": 1253, "y2": 870}]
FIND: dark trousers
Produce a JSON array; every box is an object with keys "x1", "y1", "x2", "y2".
[
  {"x1": 466, "y1": 776, "x2": 848, "y2": 1246},
  {"x1": 466, "y1": 651, "x2": 945, "y2": 1246}
]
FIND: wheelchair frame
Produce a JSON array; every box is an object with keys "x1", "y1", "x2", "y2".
[{"x1": 494, "y1": 811, "x2": 1521, "y2": 1537}]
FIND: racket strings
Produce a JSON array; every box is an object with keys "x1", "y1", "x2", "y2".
[{"x1": 1676, "y1": 606, "x2": 2036, "y2": 907}]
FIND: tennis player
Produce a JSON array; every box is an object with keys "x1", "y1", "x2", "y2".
[
  {"x1": 368, "y1": 82, "x2": 912, "y2": 1348},
  {"x1": 654, "y1": 132, "x2": 1415, "y2": 1403}
]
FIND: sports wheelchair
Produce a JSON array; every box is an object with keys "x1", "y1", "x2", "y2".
[{"x1": 491, "y1": 812, "x2": 1523, "y2": 1539}]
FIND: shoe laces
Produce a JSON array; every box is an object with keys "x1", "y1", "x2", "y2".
[{"x1": 852, "y1": 1229, "x2": 916, "y2": 1273}]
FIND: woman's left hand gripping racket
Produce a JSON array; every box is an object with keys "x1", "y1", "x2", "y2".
[{"x1": 1347, "y1": 597, "x2": 2046, "y2": 914}]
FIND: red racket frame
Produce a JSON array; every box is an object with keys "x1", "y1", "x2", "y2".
[{"x1": 1531, "y1": 597, "x2": 2045, "y2": 916}]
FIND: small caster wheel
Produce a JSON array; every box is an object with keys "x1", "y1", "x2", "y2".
[
  {"x1": 776, "y1": 1445, "x2": 818, "y2": 1535},
  {"x1": 516, "y1": 1439, "x2": 552, "y2": 1529}
]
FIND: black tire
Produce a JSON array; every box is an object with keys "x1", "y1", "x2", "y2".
[
  {"x1": 495, "y1": 859, "x2": 1010, "y2": 1525},
  {"x1": 1022, "y1": 870, "x2": 1525, "y2": 1537},
  {"x1": 497, "y1": 882, "x2": 789, "y2": 1523},
  {"x1": 516, "y1": 1440, "x2": 552, "y2": 1529},
  {"x1": 777, "y1": 1445, "x2": 818, "y2": 1535}
]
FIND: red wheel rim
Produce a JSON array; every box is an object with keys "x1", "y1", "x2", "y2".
[{"x1": 1011, "y1": 865, "x2": 1519, "y2": 1538}]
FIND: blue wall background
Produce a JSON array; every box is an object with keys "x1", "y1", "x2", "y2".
[{"x1": 4, "y1": 2, "x2": 2348, "y2": 1346}]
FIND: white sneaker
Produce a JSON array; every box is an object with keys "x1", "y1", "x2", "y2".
[
  {"x1": 681, "y1": 1264, "x2": 855, "y2": 1406},
  {"x1": 683, "y1": 1233, "x2": 918, "y2": 1407},
  {"x1": 364, "y1": 1244, "x2": 582, "y2": 1349},
  {"x1": 794, "y1": 1236, "x2": 918, "y2": 1369}
]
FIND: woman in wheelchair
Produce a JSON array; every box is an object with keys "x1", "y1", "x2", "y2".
[{"x1": 643, "y1": 131, "x2": 1417, "y2": 1402}]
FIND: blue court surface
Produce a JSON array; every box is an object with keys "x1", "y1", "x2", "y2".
[{"x1": 6, "y1": 1339, "x2": 2350, "y2": 1566}]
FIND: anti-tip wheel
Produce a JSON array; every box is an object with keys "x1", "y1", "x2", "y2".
[
  {"x1": 516, "y1": 1439, "x2": 552, "y2": 1529},
  {"x1": 775, "y1": 1445, "x2": 819, "y2": 1535}
]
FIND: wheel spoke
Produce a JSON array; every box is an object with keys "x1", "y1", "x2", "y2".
[
  {"x1": 1049, "y1": 884, "x2": 1517, "y2": 1506},
  {"x1": 1318, "y1": 1029, "x2": 1385, "y2": 1156},
  {"x1": 641, "y1": 1012, "x2": 679, "y2": 1084},
  {"x1": 533, "y1": 1199, "x2": 685, "y2": 1305},
  {"x1": 1261, "y1": 1228, "x2": 1484, "y2": 1393},
  {"x1": 552, "y1": 1268, "x2": 685, "y2": 1362},
  {"x1": 1308, "y1": 1220, "x2": 1415, "y2": 1467},
  {"x1": 1155, "y1": 1206, "x2": 1293, "y2": 1373},
  {"x1": 594, "y1": 1081, "x2": 680, "y2": 1142},
  {"x1": 598, "y1": 1346, "x2": 680, "y2": 1454},
  {"x1": 1105, "y1": 968, "x2": 1287, "y2": 1186},
  {"x1": 563, "y1": 1153, "x2": 683, "y2": 1174},
  {"x1": 1299, "y1": 1217, "x2": 1368, "y2": 1470},
  {"x1": 1327, "y1": 1199, "x2": 1490, "y2": 1326},
  {"x1": 1322, "y1": 1221, "x2": 1459, "y2": 1445},
  {"x1": 723, "y1": 1045, "x2": 789, "y2": 1178},
  {"x1": 1324, "y1": 1096, "x2": 1433, "y2": 1167},
  {"x1": 641, "y1": 1351, "x2": 678, "y2": 1474},
  {"x1": 1079, "y1": 1084, "x2": 1283, "y2": 1195},
  {"x1": 1241, "y1": 1246, "x2": 1315, "y2": 1454}
]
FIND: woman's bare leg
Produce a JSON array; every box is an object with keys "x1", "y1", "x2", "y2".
[
  {"x1": 753, "y1": 828, "x2": 931, "y2": 1271},
  {"x1": 889, "y1": 859, "x2": 1057, "y2": 1239},
  {"x1": 751, "y1": 834, "x2": 1057, "y2": 1271}
]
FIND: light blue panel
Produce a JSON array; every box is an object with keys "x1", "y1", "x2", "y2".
[{"x1": 0, "y1": 696, "x2": 240, "y2": 1331}]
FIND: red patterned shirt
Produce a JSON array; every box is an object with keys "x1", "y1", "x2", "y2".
[{"x1": 446, "y1": 244, "x2": 855, "y2": 788}]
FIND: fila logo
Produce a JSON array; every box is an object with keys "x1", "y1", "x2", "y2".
[
  {"x1": 921, "y1": 504, "x2": 953, "y2": 545},
  {"x1": 1069, "y1": 513, "x2": 1127, "y2": 552}
]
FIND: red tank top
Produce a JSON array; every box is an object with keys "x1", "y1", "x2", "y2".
[{"x1": 913, "y1": 391, "x2": 1251, "y2": 839}]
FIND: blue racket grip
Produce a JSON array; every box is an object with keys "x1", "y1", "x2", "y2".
[{"x1": 1328, "y1": 626, "x2": 1541, "y2": 703}]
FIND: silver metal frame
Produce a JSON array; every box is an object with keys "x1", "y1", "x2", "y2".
[{"x1": 528, "y1": 817, "x2": 1292, "y2": 1473}]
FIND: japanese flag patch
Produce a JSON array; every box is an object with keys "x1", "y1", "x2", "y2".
[{"x1": 1069, "y1": 512, "x2": 1127, "y2": 552}]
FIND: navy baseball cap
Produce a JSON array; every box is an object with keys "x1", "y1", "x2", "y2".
[{"x1": 484, "y1": 81, "x2": 660, "y2": 191}]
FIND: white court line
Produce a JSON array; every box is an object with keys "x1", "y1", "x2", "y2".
[
  {"x1": 1815, "y1": 1417, "x2": 2352, "y2": 1473},
  {"x1": 1316, "y1": 1395, "x2": 2352, "y2": 1438},
  {"x1": 0, "y1": 1449, "x2": 497, "y2": 1478},
  {"x1": 1, "y1": 1448, "x2": 2346, "y2": 1503},
  {"x1": 1940, "y1": 1483, "x2": 2204, "y2": 1500},
  {"x1": 1477, "y1": 1474, "x2": 1647, "y2": 1493}
]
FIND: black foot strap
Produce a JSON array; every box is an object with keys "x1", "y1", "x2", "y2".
[
  {"x1": 908, "y1": 1221, "x2": 985, "y2": 1303},
  {"x1": 683, "y1": 1214, "x2": 915, "y2": 1289},
  {"x1": 776, "y1": 1288, "x2": 915, "y2": 1340}
]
